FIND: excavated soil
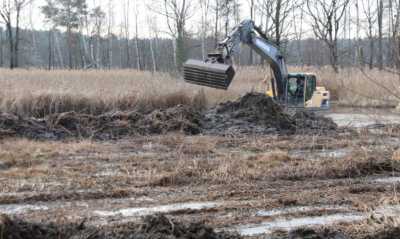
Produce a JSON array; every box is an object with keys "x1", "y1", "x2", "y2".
[
  {"x1": 0, "y1": 93, "x2": 337, "y2": 139},
  {"x1": 0, "y1": 214, "x2": 240, "y2": 239},
  {"x1": 0, "y1": 105, "x2": 202, "y2": 140},
  {"x1": 203, "y1": 93, "x2": 337, "y2": 135}
]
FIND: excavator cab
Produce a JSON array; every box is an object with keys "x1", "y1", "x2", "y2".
[{"x1": 285, "y1": 73, "x2": 330, "y2": 109}]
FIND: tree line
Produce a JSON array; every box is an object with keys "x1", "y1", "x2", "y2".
[{"x1": 0, "y1": 0, "x2": 399, "y2": 73}]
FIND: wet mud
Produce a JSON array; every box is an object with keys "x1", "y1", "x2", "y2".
[
  {"x1": 0, "y1": 214, "x2": 240, "y2": 239},
  {"x1": 0, "y1": 93, "x2": 337, "y2": 139}
]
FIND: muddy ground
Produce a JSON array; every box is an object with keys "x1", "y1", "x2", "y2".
[
  {"x1": 1, "y1": 94, "x2": 400, "y2": 238},
  {"x1": 0, "y1": 93, "x2": 337, "y2": 140}
]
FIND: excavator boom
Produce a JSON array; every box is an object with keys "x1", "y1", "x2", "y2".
[{"x1": 183, "y1": 20, "x2": 287, "y2": 100}]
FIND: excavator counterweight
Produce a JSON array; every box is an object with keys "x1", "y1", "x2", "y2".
[{"x1": 183, "y1": 60, "x2": 235, "y2": 90}]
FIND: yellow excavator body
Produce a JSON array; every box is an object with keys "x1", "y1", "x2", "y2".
[{"x1": 266, "y1": 73, "x2": 330, "y2": 110}]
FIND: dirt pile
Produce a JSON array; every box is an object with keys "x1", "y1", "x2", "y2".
[
  {"x1": 0, "y1": 105, "x2": 202, "y2": 140},
  {"x1": 96, "y1": 214, "x2": 240, "y2": 239},
  {"x1": 203, "y1": 93, "x2": 337, "y2": 135},
  {"x1": 0, "y1": 93, "x2": 337, "y2": 139},
  {"x1": 0, "y1": 214, "x2": 240, "y2": 239},
  {"x1": 47, "y1": 105, "x2": 202, "y2": 139},
  {"x1": 0, "y1": 214, "x2": 61, "y2": 239},
  {"x1": 0, "y1": 113, "x2": 50, "y2": 139}
]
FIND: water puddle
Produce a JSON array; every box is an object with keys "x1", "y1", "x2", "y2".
[
  {"x1": 93, "y1": 201, "x2": 221, "y2": 217},
  {"x1": 0, "y1": 204, "x2": 49, "y2": 215},
  {"x1": 375, "y1": 205, "x2": 400, "y2": 216},
  {"x1": 327, "y1": 113, "x2": 400, "y2": 128},
  {"x1": 236, "y1": 213, "x2": 364, "y2": 236},
  {"x1": 233, "y1": 204, "x2": 400, "y2": 236},
  {"x1": 256, "y1": 205, "x2": 350, "y2": 217},
  {"x1": 373, "y1": 177, "x2": 400, "y2": 184},
  {"x1": 289, "y1": 148, "x2": 351, "y2": 160}
]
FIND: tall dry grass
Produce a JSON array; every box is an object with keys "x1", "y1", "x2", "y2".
[{"x1": 0, "y1": 66, "x2": 398, "y2": 117}]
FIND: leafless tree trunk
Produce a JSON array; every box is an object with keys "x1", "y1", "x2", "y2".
[
  {"x1": 388, "y1": 0, "x2": 400, "y2": 69},
  {"x1": 200, "y1": 0, "x2": 210, "y2": 60},
  {"x1": 152, "y1": 0, "x2": 193, "y2": 71},
  {"x1": 307, "y1": 0, "x2": 351, "y2": 73},
  {"x1": 213, "y1": 0, "x2": 220, "y2": 48},
  {"x1": 134, "y1": 6, "x2": 141, "y2": 70},
  {"x1": 377, "y1": 0, "x2": 384, "y2": 70},
  {"x1": 361, "y1": 0, "x2": 377, "y2": 69},
  {"x1": 48, "y1": 29, "x2": 53, "y2": 69},
  {"x1": 292, "y1": 1, "x2": 305, "y2": 66},
  {"x1": 54, "y1": 31, "x2": 64, "y2": 68},
  {"x1": 259, "y1": 0, "x2": 301, "y2": 49},
  {"x1": 0, "y1": 0, "x2": 28, "y2": 69},
  {"x1": 107, "y1": 0, "x2": 114, "y2": 69},
  {"x1": 122, "y1": 0, "x2": 130, "y2": 68},
  {"x1": 249, "y1": 0, "x2": 255, "y2": 65},
  {"x1": 29, "y1": 1, "x2": 41, "y2": 66},
  {"x1": 0, "y1": 27, "x2": 3, "y2": 67},
  {"x1": 147, "y1": 13, "x2": 159, "y2": 72}
]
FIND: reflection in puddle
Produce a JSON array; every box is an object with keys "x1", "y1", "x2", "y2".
[
  {"x1": 237, "y1": 213, "x2": 364, "y2": 236},
  {"x1": 256, "y1": 205, "x2": 350, "y2": 217},
  {"x1": 0, "y1": 204, "x2": 49, "y2": 215},
  {"x1": 235, "y1": 204, "x2": 400, "y2": 236},
  {"x1": 289, "y1": 148, "x2": 351, "y2": 160},
  {"x1": 327, "y1": 113, "x2": 400, "y2": 128},
  {"x1": 374, "y1": 177, "x2": 400, "y2": 184},
  {"x1": 94, "y1": 202, "x2": 220, "y2": 217}
]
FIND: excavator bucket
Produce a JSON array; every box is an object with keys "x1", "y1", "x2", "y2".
[{"x1": 183, "y1": 59, "x2": 236, "y2": 90}]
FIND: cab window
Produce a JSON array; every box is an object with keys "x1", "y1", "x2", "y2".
[{"x1": 305, "y1": 76, "x2": 316, "y2": 101}]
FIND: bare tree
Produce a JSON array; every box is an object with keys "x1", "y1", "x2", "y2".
[
  {"x1": 122, "y1": 0, "x2": 130, "y2": 68},
  {"x1": 151, "y1": 0, "x2": 194, "y2": 71},
  {"x1": 248, "y1": 0, "x2": 255, "y2": 64},
  {"x1": 258, "y1": 0, "x2": 301, "y2": 48},
  {"x1": 89, "y1": 6, "x2": 105, "y2": 68},
  {"x1": 292, "y1": 1, "x2": 305, "y2": 66},
  {"x1": 0, "y1": 0, "x2": 29, "y2": 69},
  {"x1": 106, "y1": 0, "x2": 114, "y2": 69},
  {"x1": 307, "y1": 0, "x2": 351, "y2": 72},
  {"x1": 0, "y1": 26, "x2": 3, "y2": 67},
  {"x1": 377, "y1": 0, "x2": 384, "y2": 70},
  {"x1": 134, "y1": 1, "x2": 141, "y2": 70},
  {"x1": 200, "y1": 0, "x2": 210, "y2": 60},
  {"x1": 361, "y1": 0, "x2": 377, "y2": 69},
  {"x1": 388, "y1": 0, "x2": 400, "y2": 69},
  {"x1": 212, "y1": 0, "x2": 221, "y2": 48}
]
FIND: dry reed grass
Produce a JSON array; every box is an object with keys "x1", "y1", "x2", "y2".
[
  {"x1": 0, "y1": 66, "x2": 398, "y2": 117},
  {"x1": 150, "y1": 144, "x2": 400, "y2": 186}
]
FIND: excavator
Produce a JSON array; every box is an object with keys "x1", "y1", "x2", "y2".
[{"x1": 183, "y1": 20, "x2": 330, "y2": 110}]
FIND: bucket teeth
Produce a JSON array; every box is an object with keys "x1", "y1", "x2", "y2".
[{"x1": 183, "y1": 59, "x2": 235, "y2": 90}]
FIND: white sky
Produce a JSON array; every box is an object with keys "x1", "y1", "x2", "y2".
[{"x1": 18, "y1": 0, "x2": 365, "y2": 39}]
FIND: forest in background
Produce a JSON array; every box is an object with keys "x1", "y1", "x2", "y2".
[{"x1": 0, "y1": 0, "x2": 399, "y2": 73}]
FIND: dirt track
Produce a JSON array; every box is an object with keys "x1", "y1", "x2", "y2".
[{"x1": 1, "y1": 94, "x2": 400, "y2": 238}]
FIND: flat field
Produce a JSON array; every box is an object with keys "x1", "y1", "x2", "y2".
[{"x1": 0, "y1": 68, "x2": 400, "y2": 239}]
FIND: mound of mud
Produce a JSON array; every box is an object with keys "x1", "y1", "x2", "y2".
[
  {"x1": 0, "y1": 105, "x2": 202, "y2": 140},
  {"x1": 0, "y1": 214, "x2": 240, "y2": 239},
  {"x1": 97, "y1": 214, "x2": 240, "y2": 239},
  {"x1": 0, "y1": 214, "x2": 61, "y2": 239},
  {"x1": 0, "y1": 93, "x2": 337, "y2": 139},
  {"x1": 204, "y1": 93, "x2": 337, "y2": 135}
]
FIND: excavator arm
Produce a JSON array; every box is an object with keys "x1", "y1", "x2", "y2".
[{"x1": 183, "y1": 20, "x2": 288, "y2": 100}]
